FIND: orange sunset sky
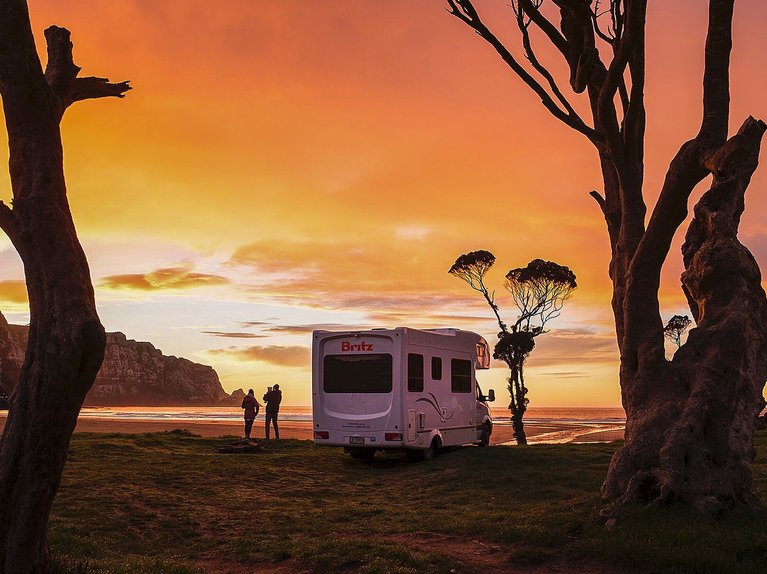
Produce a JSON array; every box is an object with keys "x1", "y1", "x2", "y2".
[{"x1": 1, "y1": 1, "x2": 766, "y2": 406}]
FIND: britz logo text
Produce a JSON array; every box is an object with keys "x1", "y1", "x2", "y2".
[{"x1": 341, "y1": 341, "x2": 373, "y2": 352}]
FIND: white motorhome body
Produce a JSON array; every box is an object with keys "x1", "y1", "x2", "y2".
[{"x1": 312, "y1": 327, "x2": 494, "y2": 459}]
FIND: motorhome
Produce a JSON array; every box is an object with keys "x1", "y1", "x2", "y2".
[{"x1": 312, "y1": 327, "x2": 495, "y2": 460}]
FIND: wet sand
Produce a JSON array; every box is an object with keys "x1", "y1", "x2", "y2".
[{"x1": 0, "y1": 413, "x2": 624, "y2": 444}]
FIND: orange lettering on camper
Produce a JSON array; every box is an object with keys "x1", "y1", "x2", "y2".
[{"x1": 341, "y1": 341, "x2": 373, "y2": 352}]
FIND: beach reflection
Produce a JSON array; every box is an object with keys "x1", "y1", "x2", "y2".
[{"x1": 76, "y1": 405, "x2": 626, "y2": 444}]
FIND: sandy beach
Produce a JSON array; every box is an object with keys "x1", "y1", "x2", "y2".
[{"x1": 0, "y1": 412, "x2": 624, "y2": 444}]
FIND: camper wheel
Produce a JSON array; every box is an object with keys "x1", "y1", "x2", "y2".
[
  {"x1": 478, "y1": 423, "x2": 492, "y2": 447},
  {"x1": 347, "y1": 447, "x2": 375, "y2": 460},
  {"x1": 423, "y1": 437, "x2": 438, "y2": 460},
  {"x1": 407, "y1": 437, "x2": 440, "y2": 462}
]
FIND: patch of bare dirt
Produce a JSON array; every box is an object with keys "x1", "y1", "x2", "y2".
[{"x1": 385, "y1": 531, "x2": 631, "y2": 574}]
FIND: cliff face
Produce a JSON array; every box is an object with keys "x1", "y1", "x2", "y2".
[
  {"x1": 0, "y1": 312, "x2": 25, "y2": 395},
  {"x1": 0, "y1": 311, "x2": 237, "y2": 405}
]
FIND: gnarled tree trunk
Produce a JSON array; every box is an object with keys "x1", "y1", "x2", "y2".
[
  {"x1": 0, "y1": 2, "x2": 129, "y2": 571},
  {"x1": 447, "y1": 0, "x2": 767, "y2": 510},
  {"x1": 603, "y1": 118, "x2": 767, "y2": 510}
]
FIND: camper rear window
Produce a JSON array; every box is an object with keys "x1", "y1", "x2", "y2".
[
  {"x1": 451, "y1": 359, "x2": 472, "y2": 393},
  {"x1": 323, "y1": 354, "x2": 393, "y2": 393}
]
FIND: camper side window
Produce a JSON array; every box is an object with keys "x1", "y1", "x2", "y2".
[
  {"x1": 431, "y1": 356, "x2": 442, "y2": 381},
  {"x1": 451, "y1": 359, "x2": 472, "y2": 393},
  {"x1": 408, "y1": 353, "x2": 424, "y2": 392}
]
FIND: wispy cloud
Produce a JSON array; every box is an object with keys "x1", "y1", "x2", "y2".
[
  {"x1": 525, "y1": 328, "x2": 618, "y2": 367},
  {"x1": 201, "y1": 331, "x2": 268, "y2": 339},
  {"x1": 227, "y1": 237, "x2": 612, "y2": 338},
  {"x1": 535, "y1": 371, "x2": 588, "y2": 379},
  {"x1": 207, "y1": 345, "x2": 310, "y2": 367},
  {"x1": 265, "y1": 323, "x2": 372, "y2": 334},
  {"x1": 0, "y1": 280, "x2": 27, "y2": 304},
  {"x1": 228, "y1": 237, "x2": 473, "y2": 314},
  {"x1": 101, "y1": 264, "x2": 230, "y2": 291}
]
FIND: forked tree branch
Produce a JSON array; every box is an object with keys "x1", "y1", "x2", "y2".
[
  {"x1": 514, "y1": 2, "x2": 580, "y2": 119},
  {"x1": 631, "y1": 0, "x2": 736, "y2": 282},
  {"x1": 597, "y1": 0, "x2": 646, "y2": 158},
  {"x1": 517, "y1": 0, "x2": 570, "y2": 56},
  {"x1": 592, "y1": 1, "x2": 616, "y2": 44},
  {"x1": 591, "y1": 3, "x2": 632, "y2": 122},
  {"x1": 44, "y1": 26, "x2": 131, "y2": 114},
  {"x1": 447, "y1": 0, "x2": 602, "y2": 144}
]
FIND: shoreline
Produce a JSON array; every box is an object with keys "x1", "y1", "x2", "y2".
[{"x1": 0, "y1": 412, "x2": 624, "y2": 444}]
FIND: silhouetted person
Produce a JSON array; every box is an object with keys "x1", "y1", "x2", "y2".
[
  {"x1": 241, "y1": 389, "x2": 260, "y2": 440},
  {"x1": 263, "y1": 384, "x2": 282, "y2": 439}
]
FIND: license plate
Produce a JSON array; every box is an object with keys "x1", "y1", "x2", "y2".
[{"x1": 349, "y1": 436, "x2": 365, "y2": 445}]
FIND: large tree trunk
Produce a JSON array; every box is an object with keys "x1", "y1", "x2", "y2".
[
  {"x1": 508, "y1": 367, "x2": 528, "y2": 445},
  {"x1": 447, "y1": 0, "x2": 766, "y2": 510},
  {"x1": 0, "y1": 247, "x2": 106, "y2": 570},
  {"x1": 603, "y1": 118, "x2": 767, "y2": 511},
  {"x1": 0, "y1": 3, "x2": 128, "y2": 570}
]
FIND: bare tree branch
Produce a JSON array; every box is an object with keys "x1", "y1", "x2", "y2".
[
  {"x1": 630, "y1": 0, "x2": 735, "y2": 284},
  {"x1": 698, "y1": 0, "x2": 733, "y2": 147},
  {"x1": 612, "y1": 0, "x2": 625, "y2": 41},
  {"x1": 589, "y1": 189, "x2": 607, "y2": 212},
  {"x1": 597, "y1": 0, "x2": 646, "y2": 158},
  {"x1": 514, "y1": 1, "x2": 581, "y2": 120},
  {"x1": 447, "y1": 0, "x2": 602, "y2": 143},
  {"x1": 68, "y1": 76, "x2": 132, "y2": 104},
  {"x1": 592, "y1": 0, "x2": 616, "y2": 44},
  {"x1": 44, "y1": 26, "x2": 131, "y2": 114},
  {"x1": 517, "y1": 0, "x2": 570, "y2": 57}
]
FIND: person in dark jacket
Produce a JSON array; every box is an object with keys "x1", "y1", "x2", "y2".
[
  {"x1": 241, "y1": 389, "x2": 260, "y2": 440},
  {"x1": 263, "y1": 384, "x2": 282, "y2": 439}
]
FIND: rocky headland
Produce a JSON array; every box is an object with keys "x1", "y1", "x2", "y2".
[{"x1": 0, "y1": 311, "x2": 240, "y2": 406}]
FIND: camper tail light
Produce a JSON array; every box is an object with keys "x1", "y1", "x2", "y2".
[
  {"x1": 314, "y1": 431, "x2": 330, "y2": 440},
  {"x1": 384, "y1": 432, "x2": 402, "y2": 441}
]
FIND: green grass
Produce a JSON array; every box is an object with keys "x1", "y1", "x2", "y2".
[{"x1": 44, "y1": 429, "x2": 767, "y2": 573}]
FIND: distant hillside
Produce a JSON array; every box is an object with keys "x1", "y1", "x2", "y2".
[{"x1": 0, "y1": 310, "x2": 240, "y2": 406}]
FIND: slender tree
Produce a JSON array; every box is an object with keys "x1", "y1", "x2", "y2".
[
  {"x1": 0, "y1": 1, "x2": 130, "y2": 570},
  {"x1": 664, "y1": 315, "x2": 692, "y2": 349},
  {"x1": 450, "y1": 251, "x2": 576, "y2": 444},
  {"x1": 447, "y1": 0, "x2": 767, "y2": 511}
]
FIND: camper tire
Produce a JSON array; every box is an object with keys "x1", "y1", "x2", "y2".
[
  {"x1": 478, "y1": 422, "x2": 492, "y2": 447},
  {"x1": 423, "y1": 437, "x2": 438, "y2": 460},
  {"x1": 347, "y1": 447, "x2": 375, "y2": 460},
  {"x1": 407, "y1": 437, "x2": 439, "y2": 462}
]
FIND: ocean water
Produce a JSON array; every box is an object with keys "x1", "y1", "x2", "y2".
[
  {"x1": 79, "y1": 405, "x2": 625, "y2": 423},
  {"x1": 78, "y1": 405, "x2": 626, "y2": 444},
  {"x1": 491, "y1": 406, "x2": 625, "y2": 444}
]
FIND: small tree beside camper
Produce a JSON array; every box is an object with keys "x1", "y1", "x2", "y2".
[{"x1": 450, "y1": 251, "x2": 576, "y2": 444}]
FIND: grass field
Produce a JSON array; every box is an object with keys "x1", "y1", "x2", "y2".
[{"x1": 48, "y1": 431, "x2": 767, "y2": 573}]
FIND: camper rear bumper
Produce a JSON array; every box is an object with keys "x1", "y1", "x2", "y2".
[{"x1": 313, "y1": 429, "x2": 405, "y2": 448}]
